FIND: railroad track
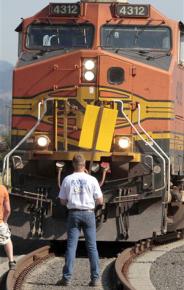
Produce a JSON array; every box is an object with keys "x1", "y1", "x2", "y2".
[
  {"x1": 115, "y1": 229, "x2": 184, "y2": 290},
  {"x1": 1, "y1": 231, "x2": 184, "y2": 290},
  {"x1": 5, "y1": 246, "x2": 53, "y2": 290},
  {"x1": 1, "y1": 242, "x2": 118, "y2": 290}
]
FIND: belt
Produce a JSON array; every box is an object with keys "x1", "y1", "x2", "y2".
[{"x1": 69, "y1": 209, "x2": 94, "y2": 212}]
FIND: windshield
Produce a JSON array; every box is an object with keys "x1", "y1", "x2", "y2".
[
  {"x1": 26, "y1": 24, "x2": 94, "y2": 50},
  {"x1": 101, "y1": 25, "x2": 171, "y2": 51}
]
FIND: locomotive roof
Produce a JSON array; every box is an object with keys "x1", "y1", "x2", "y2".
[{"x1": 15, "y1": 1, "x2": 182, "y2": 32}]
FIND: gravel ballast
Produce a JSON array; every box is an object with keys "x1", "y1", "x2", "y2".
[
  {"x1": 21, "y1": 256, "x2": 116, "y2": 290},
  {"x1": 127, "y1": 240, "x2": 184, "y2": 290},
  {"x1": 150, "y1": 244, "x2": 184, "y2": 290}
]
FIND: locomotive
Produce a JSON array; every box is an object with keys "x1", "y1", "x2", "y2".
[{"x1": 2, "y1": 0, "x2": 184, "y2": 241}]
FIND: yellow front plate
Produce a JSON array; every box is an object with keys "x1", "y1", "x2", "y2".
[{"x1": 79, "y1": 105, "x2": 118, "y2": 152}]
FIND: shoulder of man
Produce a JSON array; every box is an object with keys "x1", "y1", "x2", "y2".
[
  {"x1": 86, "y1": 174, "x2": 98, "y2": 183},
  {"x1": 62, "y1": 173, "x2": 75, "y2": 182}
]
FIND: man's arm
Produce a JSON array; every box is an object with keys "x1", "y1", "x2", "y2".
[
  {"x1": 3, "y1": 200, "x2": 11, "y2": 223},
  {"x1": 96, "y1": 196, "x2": 103, "y2": 205},
  {"x1": 93, "y1": 178, "x2": 103, "y2": 206}
]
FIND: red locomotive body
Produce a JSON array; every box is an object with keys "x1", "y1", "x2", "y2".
[{"x1": 3, "y1": 1, "x2": 184, "y2": 241}]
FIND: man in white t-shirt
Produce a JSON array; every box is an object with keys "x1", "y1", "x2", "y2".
[{"x1": 57, "y1": 153, "x2": 103, "y2": 287}]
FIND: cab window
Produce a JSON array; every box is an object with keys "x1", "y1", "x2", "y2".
[
  {"x1": 26, "y1": 24, "x2": 94, "y2": 51},
  {"x1": 101, "y1": 25, "x2": 171, "y2": 51}
]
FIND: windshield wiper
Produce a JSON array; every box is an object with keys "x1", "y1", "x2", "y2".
[
  {"x1": 115, "y1": 48, "x2": 171, "y2": 60},
  {"x1": 145, "y1": 52, "x2": 171, "y2": 60},
  {"x1": 115, "y1": 48, "x2": 149, "y2": 56},
  {"x1": 37, "y1": 47, "x2": 69, "y2": 54},
  {"x1": 26, "y1": 48, "x2": 68, "y2": 60}
]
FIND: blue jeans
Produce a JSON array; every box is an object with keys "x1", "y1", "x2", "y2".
[{"x1": 63, "y1": 210, "x2": 100, "y2": 281}]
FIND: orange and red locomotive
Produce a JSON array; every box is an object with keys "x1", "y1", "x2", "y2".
[{"x1": 3, "y1": 0, "x2": 184, "y2": 241}]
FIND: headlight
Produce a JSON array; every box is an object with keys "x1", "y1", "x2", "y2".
[
  {"x1": 84, "y1": 71, "x2": 95, "y2": 81},
  {"x1": 82, "y1": 58, "x2": 96, "y2": 82},
  {"x1": 118, "y1": 137, "x2": 130, "y2": 149},
  {"x1": 37, "y1": 135, "x2": 50, "y2": 147},
  {"x1": 84, "y1": 59, "x2": 95, "y2": 70}
]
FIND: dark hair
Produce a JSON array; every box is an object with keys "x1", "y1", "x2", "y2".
[{"x1": 72, "y1": 153, "x2": 86, "y2": 167}]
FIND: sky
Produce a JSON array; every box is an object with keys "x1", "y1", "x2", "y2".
[{"x1": 0, "y1": 0, "x2": 183, "y2": 65}]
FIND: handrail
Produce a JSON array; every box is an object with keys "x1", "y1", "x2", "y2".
[
  {"x1": 114, "y1": 100, "x2": 170, "y2": 233},
  {"x1": 137, "y1": 104, "x2": 170, "y2": 198},
  {"x1": 137, "y1": 103, "x2": 171, "y2": 233},
  {"x1": 2, "y1": 100, "x2": 46, "y2": 186},
  {"x1": 114, "y1": 100, "x2": 166, "y2": 191},
  {"x1": 2, "y1": 84, "x2": 78, "y2": 187},
  {"x1": 2, "y1": 96, "x2": 67, "y2": 187}
]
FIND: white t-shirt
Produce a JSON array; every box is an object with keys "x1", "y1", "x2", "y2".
[{"x1": 58, "y1": 172, "x2": 102, "y2": 210}]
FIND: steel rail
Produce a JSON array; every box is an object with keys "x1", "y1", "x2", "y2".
[
  {"x1": 5, "y1": 245, "x2": 53, "y2": 290},
  {"x1": 2, "y1": 231, "x2": 184, "y2": 290},
  {"x1": 3, "y1": 243, "x2": 115, "y2": 290},
  {"x1": 115, "y1": 230, "x2": 184, "y2": 290}
]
